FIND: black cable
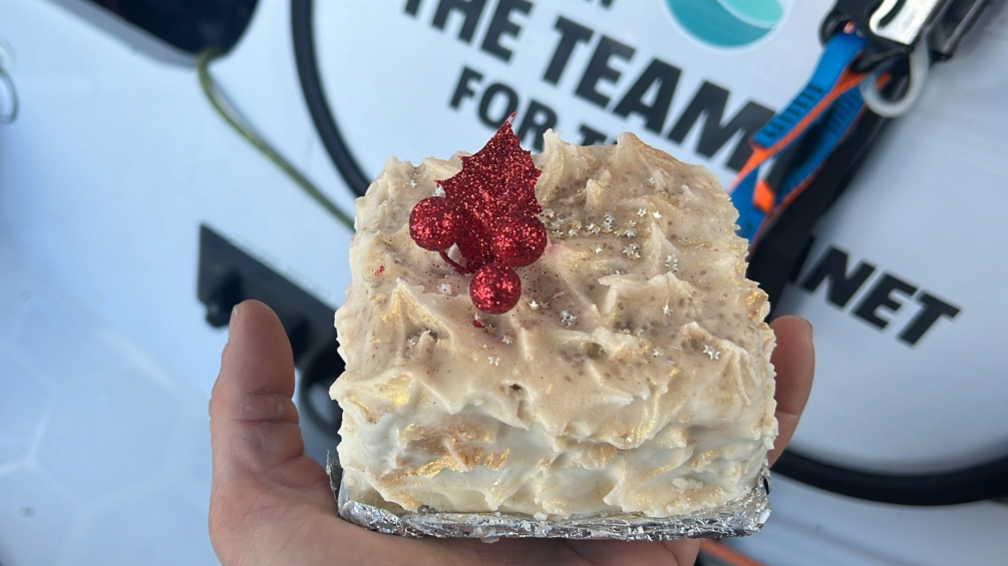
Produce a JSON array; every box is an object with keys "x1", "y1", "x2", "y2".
[
  {"x1": 773, "y1": 451, "x2": 1008, "y2": 506},
  {"x1": 291, "y1": 0, "x2": 371, "y2": 197}
]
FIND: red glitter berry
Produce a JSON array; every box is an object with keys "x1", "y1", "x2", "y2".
[
  {"x1": 469, "y1": 262, "x2": 521, "y2": 314},
  {"x1": 409, "y1": 197, "x2": 458, "y2": 251},
  {"x1": 492, "y1": 216, "x2": 547, "y2": 267}
]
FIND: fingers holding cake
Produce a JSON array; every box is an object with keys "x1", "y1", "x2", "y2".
[
  {"x1": 209, "y1": 300, "x2": 441, "y2": 565},
  {"x1": 766, "y1": 315, "x2": 815, "y2": 466}
]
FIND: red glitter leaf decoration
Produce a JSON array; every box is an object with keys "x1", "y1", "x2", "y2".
[{"x1": 408, "y1": 115, "x2": 545, "y2": 314}]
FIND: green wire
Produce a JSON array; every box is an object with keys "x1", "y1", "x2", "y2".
[{"x1": 197, "y1": 48, "x2": 355, "y2": 232}]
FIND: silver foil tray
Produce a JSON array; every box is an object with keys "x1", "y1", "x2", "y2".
[{"x1": 327, "y1": 453, "x2": 771, "y2": 541}]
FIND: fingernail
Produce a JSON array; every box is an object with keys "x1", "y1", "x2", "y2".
[
  {"x1": 228, "y1": 302, "x2": 242, "y2": 341},
  {"x1": 805, "y1": 319, "x2": 814, "y2": 340}
]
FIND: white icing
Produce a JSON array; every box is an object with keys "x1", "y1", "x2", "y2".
[{"x1": 332, "y1": 131, "x2": 777, "y2": 519}]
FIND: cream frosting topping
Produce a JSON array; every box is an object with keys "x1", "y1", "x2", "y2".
[{"x1": 332, "y1": 131, "x2": 777, "y2": 519}]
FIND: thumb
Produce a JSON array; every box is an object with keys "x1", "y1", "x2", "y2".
[
  {"x1": 209, "y1": 299, "x2": 304, "y2": 481},
  {"x1": 766, "y1": 315, "x2": 815, "y2": 466}
]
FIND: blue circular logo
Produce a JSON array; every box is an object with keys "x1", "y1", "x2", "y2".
[{"x1": 665, "y1": 0, "x2": 785, "y2": 48}]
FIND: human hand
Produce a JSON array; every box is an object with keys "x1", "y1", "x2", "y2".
[{"x1": 209, "y1": 300, "x2": 814, "y2": 566}]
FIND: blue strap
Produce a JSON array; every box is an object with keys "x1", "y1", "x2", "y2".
[
  {"x1": 775, "y1": 87, "x2": 865, "y2": 205},
  {"x1": 732, "y1": 87, "x2": 864, "y2": 239},
  {"x1": 731, "y1": 31, "x2": 869, "y2": 242},
  {"x1": 753, "y1": 32, "x2": 867, "y2": 148}
]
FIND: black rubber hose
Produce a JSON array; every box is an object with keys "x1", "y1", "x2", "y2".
[
  {"x1": 773, "y1": 450, "x2": 1008, "y2": 506},
  {"x1": 291, "y1": 0, "x2": 370, "y2": 197}
]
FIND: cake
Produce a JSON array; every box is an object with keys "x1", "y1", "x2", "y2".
[{"x1": 331, "y1": 123, "x2": 777, "y2": 522}]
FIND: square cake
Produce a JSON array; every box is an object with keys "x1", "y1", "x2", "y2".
[{"x1": 331, "y1": 122, "x2": 777, "y2": 524}]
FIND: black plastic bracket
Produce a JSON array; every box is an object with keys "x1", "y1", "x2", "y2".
[
  {"x1": 196, "y1": 224, "x2": 344, "y2": 437},
  {"x1": 196, "y1": 224, "x2": 335, "y2": 363}
]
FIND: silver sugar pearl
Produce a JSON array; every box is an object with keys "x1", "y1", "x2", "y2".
[{"x1": 560, "y1": 311, "x2": 577, "y2": 327}]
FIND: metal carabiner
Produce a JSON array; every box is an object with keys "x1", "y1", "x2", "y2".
[
  {"x1": 821, "y1": 0, "x2": 995, "y2": 70},
  {"x1": 869, "y1": 0, "x2": 945, "y2": 46}
]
